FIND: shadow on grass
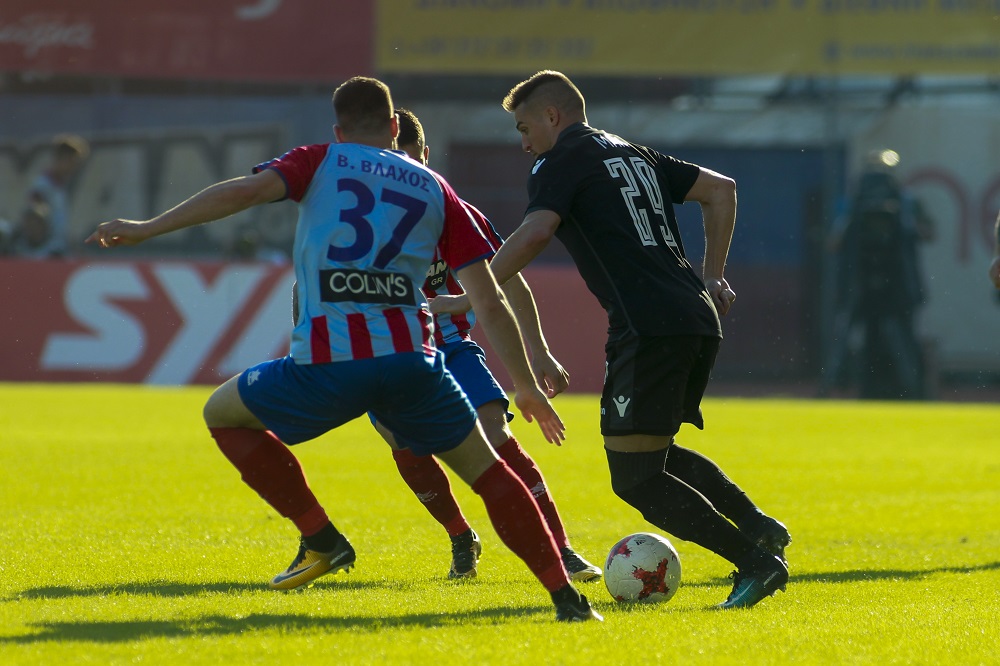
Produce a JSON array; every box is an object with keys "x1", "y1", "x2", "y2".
[
  {"x1": 685, "y1": 560, "x2": 1000, "y2": 588},
  {"x1": 11, "y1": 578, "x2": 404, "y2": 601},
  {"x1": 1, "y1": 607, "x2": 555, "y2": 644}
]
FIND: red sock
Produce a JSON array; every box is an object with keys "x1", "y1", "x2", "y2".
[
  {"x1": 392, "y1": 448, "x2": 470, "y2": 536},
  {"x1": 497, "y1": 438, "x2": 570, "y2": 549},
  {"x1": 210, "y1": 427, "x2": 329, "y2": 536},
  {"x1": 471, "y1": 459, "x2": 570, "y2": 592}
]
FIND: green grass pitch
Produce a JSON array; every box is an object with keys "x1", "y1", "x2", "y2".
[{"x1": 1, "y1": 383, "x2": 997, "y2": 664}]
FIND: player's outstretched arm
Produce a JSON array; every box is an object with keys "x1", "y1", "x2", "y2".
[
  {"x1": 456, "y1": 259, "x2": 565, "y2": 444},
  {"x1": 86, "y1": 170, "x2": 286, "y2": 248},
  {"x1": 502, "y1": 273, "x2": 570, "y2": 397},
  {"x1": 685, "y1": 168, "x2": 737, "y2": 315}
]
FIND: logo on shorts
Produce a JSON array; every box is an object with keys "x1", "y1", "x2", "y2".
[
  {"x1": 613, "y1": 394, "x2": 631, "y2": 417},
  {"x1": 247, "y1": 369, "x2": 261, "y2": 386}
]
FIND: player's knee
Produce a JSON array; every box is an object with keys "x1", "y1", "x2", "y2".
[
  {"x1": 476, "y1": 402, "x2": 512, "y2": 449},
  {"x1": 606, "y1": 448, "x2": 666, "y2": 499}
]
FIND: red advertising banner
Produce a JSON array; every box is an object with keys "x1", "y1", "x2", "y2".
[
  {"x1": 0, "y1": 259, "x2": 609, "y2": 391},
  {"x1": 1, "y1": 259, "x2": 295, "y2": 384},
  {"x1": 0, "y1": 0, "x2": 373, "y2": 83}
]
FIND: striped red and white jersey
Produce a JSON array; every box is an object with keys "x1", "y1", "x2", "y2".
[
  {"x1": 255, "y1": 143, "x2": 492, "y2": 363},
  {"x1": 422, "y1": 201, "x2": 504, "y2": 347}
]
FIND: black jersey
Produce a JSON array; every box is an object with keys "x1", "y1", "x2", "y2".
[{"x1": 525, "y1": 123, "x2": 722, "y2": 339}]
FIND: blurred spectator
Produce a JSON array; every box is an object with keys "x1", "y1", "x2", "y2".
[
  {"x1": 988, "y1": 209, "x2": 1000, "y2": 290},
  {"x1": 228, "y1": 223, "x2": 289, "y2": 264},
  {"x1": 4, "y1": 202, "x2": 54, "y2": 259},
  {"x1": 821, "y1": 149, "x2": 934, "y2": 400},
  {"x1": 25, "y1": 134, "x2": 90, "y2": 258}
]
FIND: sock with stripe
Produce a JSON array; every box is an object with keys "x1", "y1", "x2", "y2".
[
  {"x1": 471, "y1": 459, "x2": 569, "y2": 592},
  {"x1": 496, "y1": 437, "x2": 570, "y2": 549},
  {"x1": 210, "y1": 427, "x2": 331, "y2": 537},
  {"x1": 392, "y1": 447, "x2": 471, "y2": 537}
]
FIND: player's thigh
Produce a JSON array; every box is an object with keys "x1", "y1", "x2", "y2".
[
  {"x1": 442, "y1": 339, "x2": 512, "y2": 447},
  {"x1": 204, "y1": 375, "x2": 266, "y2": 429},
  {"x1": 370, "y1": 351, "x2": 478, "y2": 457},
  {"x1": 435, "y1": 421, "x2": 500, "y2": 486},
  {"x1": 372, "y1": 418, "x2": 402, "y2": 450},
  {"x1": 600, "y1": 335, "x2": 718, "y2": 438},
  {"x1": 476, "y1": 400, "x2": 513, "y2": 448},
  {"x1": 237, "y1": 356, "x2": 373, "y2": 445}
]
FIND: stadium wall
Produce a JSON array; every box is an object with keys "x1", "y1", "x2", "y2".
[{"x1": 1, "y1": 96, "x2": 998, "y2": 385}]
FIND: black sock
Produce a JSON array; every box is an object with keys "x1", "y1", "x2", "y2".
[
  {"x1": 304, "y1": 522, "x2": 342, "y2": 553},
  {"x1": 607, "y1": 448, "x2": 756, "y2": 566},
  {"x1": 664, "y1": 444, "x2": 757, "y2": 524},
  {"x1": 625, "y1": 475, "x2": 756, "y2": 565}
]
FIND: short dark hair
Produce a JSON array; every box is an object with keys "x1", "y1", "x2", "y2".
[
  {"x1": 332, "y1": 77, "x2": 395, "y2": 135},
  {"x1": 502, "y1": 70, "x2": 585, "y2": 116},
  {"x1": 395, "y1": 108, "x2": 425, "y2": 151},
  {"x1": 52, "y1": 134, "x2": 89, "y2": 160}
]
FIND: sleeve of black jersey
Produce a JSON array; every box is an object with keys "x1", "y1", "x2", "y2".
[
  {"x1": 653, "y1": 151, "x2": 701, "y2": 204},
  {"x1": 525, "y1": 158, "x2": 573, "y2": 220}
]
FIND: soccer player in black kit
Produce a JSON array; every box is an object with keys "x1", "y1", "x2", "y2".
[{"x1": 432, "y1": 70, "x2": 791, "y2": 609}]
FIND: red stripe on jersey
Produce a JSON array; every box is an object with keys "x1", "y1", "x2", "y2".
[
  {"x1": 347, "y1": 313, "x2": 374, "y2": 359},
  {"x1": 310, "y1": 316, "x2": 332, "y2": 363},
  {"x1": 417, "y1": 309, "x2": 435, "y2": 355},
  {"x1": 383, "y1": 308, "x2": 414, "y2": 353}
]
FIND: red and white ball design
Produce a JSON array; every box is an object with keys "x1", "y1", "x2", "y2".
[{"x1": 604, "y1": 532, "x2": 682, "y2": 603}]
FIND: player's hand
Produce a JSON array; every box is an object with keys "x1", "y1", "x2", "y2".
[
  {"x1": 86, "y1": 219, "x2": 153, "y2": 248},
  {"x1": 705, "y1": 277, "x2": 736, "y2": 316},
  {"x1": 428, "y1": 293, "x2": 472, "y2": 315},
  {"x1": 513, "y1": 386, "x2": 565, "y2": 445},
  {"x1": 989, "y1": 256, "x2": 1000, "y2": 290},
  {"x1": 531, "y1": 351, "x2": 570, "y2": 398}
]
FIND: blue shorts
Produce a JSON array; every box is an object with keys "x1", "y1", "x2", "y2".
[
  {"x1": 238, "y1": 352, "x2": 477, "y2": 456},
  {"x1": 440, "y1": 339, "x2": 511, "y2": 415},
  {"x1": 368, "y1": 339, "x2": 511, "y2": 431}
]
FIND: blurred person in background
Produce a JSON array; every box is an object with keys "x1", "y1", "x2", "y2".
[
  {"x1": 821, "y1": 149, "x2": 934, "y2": 400},
  {"x1": 988, "y1": 209, "x2": 1000, "y2": 290},
  {"x1": 9, "y1": 202, "x2": 54, "y2": 258},
  {"x1": 26, "y1": 133, "x2": 90, "y2": 258}
]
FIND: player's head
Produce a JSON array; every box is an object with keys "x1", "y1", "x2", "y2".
[
  {"x1": 332, "y1": 77, "x2": 398, "y2": 147},
  {"x1": 396, "y1": 108, "x2": 429, "y2": 165},
  {"x1": 50, "y1": 134, "x2": 89, "y2": 180},
  {"x1": 502, "y1": 70, "x2": 586, "y2": 156}
]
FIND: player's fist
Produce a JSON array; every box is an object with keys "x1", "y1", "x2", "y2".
[{"x1": 86, "y1": 219, "x2": 152, "y2": 248}]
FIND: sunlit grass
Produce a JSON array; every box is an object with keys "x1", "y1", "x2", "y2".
[{"x1": 1, "y1": 384, "x2": 997, "y2": 664}]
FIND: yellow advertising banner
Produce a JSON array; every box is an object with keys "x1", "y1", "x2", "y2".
[{"x1": 376, "y1": 0, "x2": 1000, "y2": 76}]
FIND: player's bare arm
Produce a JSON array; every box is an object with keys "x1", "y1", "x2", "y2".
[
  {"x1": 684, "y1": 167, "x2": 737, "y2": 315},
  {"x1": 430, "y1": 209, "x2": 562, "y2": 317},
  {"x1": 502, "y1": 274, "x2": 570, "y2": 397},
  {"x1": 455, "y1": 258, "x2": 565, "y2": 445},
  {"x1": 86, "y1": 170, "x2": 286, "y2": 248}
]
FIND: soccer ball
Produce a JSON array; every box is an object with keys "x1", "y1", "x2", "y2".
[{"x1": 604, "y1": 532, "x2": 682, "y2": 603}]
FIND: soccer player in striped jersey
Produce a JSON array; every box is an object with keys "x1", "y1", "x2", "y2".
[
  {"x1": 86, "y1": 76, "x2": 600, "y2": 622},
  {"x1": 375, "y1": 108, "x2": 601, "y2": 582}
]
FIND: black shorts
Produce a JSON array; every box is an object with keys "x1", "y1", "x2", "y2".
[{"x1": 600, "y1": 335, "x2": 720, "y2": 437}]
